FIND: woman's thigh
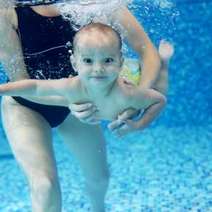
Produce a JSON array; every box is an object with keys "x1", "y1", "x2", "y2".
[
  {"x1": 1, "y1": 96, "x2": 58, "y2": 178},
  {"x1": 57, "y1": 114, "x2": 109, "y2": 181}
]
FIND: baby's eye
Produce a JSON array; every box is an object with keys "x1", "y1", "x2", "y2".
[
  {"x1": 83, "y1": 58, "x2": 93, "y2": 64},
  {"x1": 104, "y1": 58, "x2": 114, "y2": 64}
]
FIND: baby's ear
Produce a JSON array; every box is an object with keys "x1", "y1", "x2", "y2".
[
  {"x1": 120, "y1": 56, "x2": 124, "y2": 68},
  {"x1": 70, "y1": 54, "x2": 77, "y2": 72}
]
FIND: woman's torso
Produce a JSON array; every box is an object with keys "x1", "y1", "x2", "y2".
[
  {"x1": 9, "y1": 6, "x2": 78, "y2": 127},
  {"x1": 14, "y1": 6, "x2": 77, "y2": 79}
]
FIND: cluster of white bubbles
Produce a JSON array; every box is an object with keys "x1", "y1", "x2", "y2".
[
  {"x1": 143, "y1": 0, "x2": 174, "y2": 9},
  {"x1": 56, "y1": 0, "x2": 131, "y2": 29},
  {"x1": 56, "y1": 0, "x2": 133, "y2": 57},
  {"x1": 56, "y1": 0, "x2": 176, "y2": 55}
]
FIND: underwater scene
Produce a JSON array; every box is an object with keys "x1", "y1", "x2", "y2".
[{"x1": 0, "y1": 0, "x2": 211, "y2": 211}]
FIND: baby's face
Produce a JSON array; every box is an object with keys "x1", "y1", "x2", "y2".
[{"x1": 71, "y1": 32, "x2": 123, "y2": 88}]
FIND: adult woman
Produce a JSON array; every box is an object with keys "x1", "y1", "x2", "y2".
[{"x1": 0, "y1": 0, "x2": 161, "y2": 211}]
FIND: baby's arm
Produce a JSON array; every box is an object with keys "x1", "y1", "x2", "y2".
[
  {"x1": 0, "y1": 78, "x2": 72, "y2": 106},
  {"x1": 24, "y1": 96, "x2": 69, "y2": 107},
  {"x1": 129, "y1": 88, "x2": 166, "y2": 130}
]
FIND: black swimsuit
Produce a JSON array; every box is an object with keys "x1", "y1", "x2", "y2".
[{"x1": 13, "y1": 6, "x2": 77, "y2": 127}]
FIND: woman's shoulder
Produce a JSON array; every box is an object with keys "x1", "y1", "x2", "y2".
[
  {"x1": 0, "y1": 7, "x2": 18, "y2": 29},
  {"x1": 110, "y1": 6, "x2": 129, "y2": 21}
]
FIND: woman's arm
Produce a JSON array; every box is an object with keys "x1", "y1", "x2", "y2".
[
  {"x1": 130, "y1": 88, "x2": 167, "y2": 128},
  {"x1": 109, "y1": 7, "x2": 162, "y2": 136},
  {"x1": 0, "y1": 8, "x2": 29, "y2": 81},
  {"x1": 111, "y1": 7, "x2": 161, "y2": 89},
  {"x1": 109, "y1": 88, "x2": 166, "y2": 136}
]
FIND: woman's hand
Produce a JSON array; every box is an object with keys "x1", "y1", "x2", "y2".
[
  {"x1": 108, "y1": 89, "x2": 167, "y2": 137},
  {"x1": 108, "y1": 108, "x2": 141, "y2": 137},
  {"x1": 68, "y1": 74, "x2": 100, "y2": 125},
  {"x1": 69, "y1": 103, "x2": 101, "y2": 125}
]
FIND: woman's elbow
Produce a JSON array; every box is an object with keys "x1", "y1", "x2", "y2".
[{"x1": 160, "y1": 95, "x2": 167, "y2": 108}]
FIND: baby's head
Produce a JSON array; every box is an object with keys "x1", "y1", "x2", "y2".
[
  {"x1": 72, "y1": 23, "x2": 122, "y2": 53},
  {"x1": 71, "y1": 23, "x2": 123, "y2": 87}
]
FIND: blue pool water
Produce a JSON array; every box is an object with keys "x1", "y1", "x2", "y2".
[{"x1": 0, "y1": 0, "x2": 211, "y2": 211}]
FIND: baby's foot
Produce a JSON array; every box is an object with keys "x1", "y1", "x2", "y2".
[{"x1": 159, "y1": 40, "x2": 174, "y2": 62}]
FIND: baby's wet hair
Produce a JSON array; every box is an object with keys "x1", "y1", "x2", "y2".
[{"x1": 73, "y1": 22, "x2": 122, "y2": 53}]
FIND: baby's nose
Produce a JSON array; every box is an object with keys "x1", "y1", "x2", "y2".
[{"x1": 94, "y1": 64, "x2": 104, "y2": 73}]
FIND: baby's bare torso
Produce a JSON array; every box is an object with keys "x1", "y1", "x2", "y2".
[{"x1": 66, "y1": 77, "x2": 149, "y2": 121}]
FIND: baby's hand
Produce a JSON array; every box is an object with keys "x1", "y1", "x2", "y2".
[{"x1": 69, "y1": 102, "x2": 100, "y2": 125}]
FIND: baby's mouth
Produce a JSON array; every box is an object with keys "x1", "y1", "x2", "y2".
[{"x1": 90, "y1": 75, "x2": 108, "y2": 79}]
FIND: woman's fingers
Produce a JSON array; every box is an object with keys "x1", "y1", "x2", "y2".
[
  {"x1": 107, "y1": 118, "x2": 123, "y2": 131},
  {"x1": 108, "y1": 109, "x2": 138, "y2": 131},
  {"x1": 108, "y1": 109, "x2": 143, "y2": 137},
  {"x1": 69, "y1": 103, "x2": 100, "y2": 124},
  {"x1": 71, "y1": 106, "x2": 96, "y2": 119},
  {"x1": 112, "y1": 123, "x2": 129, "y2": 137},
  {"x1": 118, "y1": 109, "x2": 137, "y2": 121},
  {"x1": 112, "y1": 119, "x2": 139, "y2": 137},
  {"x1": 69, "y1": 102, "x2": 93, "y2": 113},
  {"x1": 80, "y1": 117, "x2": 101, "y2": 125}
]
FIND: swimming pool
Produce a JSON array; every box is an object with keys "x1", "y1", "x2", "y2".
[{"x1": 0, "y1": 0, "x2": 211, "y2": 211}]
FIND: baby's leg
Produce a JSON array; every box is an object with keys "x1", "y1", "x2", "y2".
[{"x1": 152, "y1": 40, "x2": 174, "y2": 95}]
